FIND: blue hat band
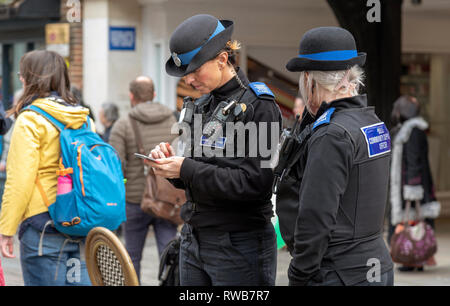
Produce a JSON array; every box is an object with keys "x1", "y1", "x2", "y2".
[
  {"x1": 176, "y1": 21, "x2": 225, "y2": 66},
  {"x1": 298, "y1": 50, "x2": 358, "y2": 61}
]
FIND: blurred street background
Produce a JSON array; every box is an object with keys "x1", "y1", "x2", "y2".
[
  {"x1": 1, "y1": 0, "x2": 449, "y2": 206},
  {"x1": 1, "y1": 0, "x2": 450, "y2": 286}
]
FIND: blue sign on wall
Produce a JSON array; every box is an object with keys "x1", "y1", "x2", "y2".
[{"x1": 109, "y1": 27, "x2": 136, "y2": 51}]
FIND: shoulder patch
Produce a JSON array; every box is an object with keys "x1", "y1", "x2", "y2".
[
  {"x1": 312, "y1": 107, "x2": 335, "y2": 130},
  {"x1": 249, "y1": 82, "x2": 275, "y2": 98},
  {"x1": 360, "y1": 122, "x2": 391, "y2": 158}
]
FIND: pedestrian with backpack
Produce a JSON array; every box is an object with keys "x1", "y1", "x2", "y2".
[{"x1": 0, "y1": 50, "x2": 125, "y2": 285}]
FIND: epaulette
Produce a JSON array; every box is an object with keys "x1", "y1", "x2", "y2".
[
  {"x1": 248, "y1": 82, "x2": 275, "y2": 99},
  {"x1": 312, "y1": 107, "x2": 336, "y2": 130}
]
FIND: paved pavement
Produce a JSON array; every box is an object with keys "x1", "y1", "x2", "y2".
[{"x1": 2, "y1": 218, "x2": 450, "y2": 286}]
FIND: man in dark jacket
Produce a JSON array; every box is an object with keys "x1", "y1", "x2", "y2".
[{"x1": 277, "y1": 27, "x2": 394, "y2": 286}]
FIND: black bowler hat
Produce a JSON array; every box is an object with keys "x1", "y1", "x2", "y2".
[
  {"x1": 286, "y1": 26, "x2": 366, "y2": 72},
  {"x1": 165, "y1": 14, "x2": 234, "y2": 77}
]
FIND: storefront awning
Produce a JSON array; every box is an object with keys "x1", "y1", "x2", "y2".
[
  {"x1": 0, "y1": 0, "x2": 60, "y2": 41},
  {"x1": 0, "y1": 0, "x2": 60, "y2": 20}
]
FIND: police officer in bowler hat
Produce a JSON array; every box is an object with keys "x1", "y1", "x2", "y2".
[
  {"x1": 276, "y1": 26, "x2": 394, "y2": 286},
  {"x1": 146, "y1": 14, "x2": 282, "y2": 286}
]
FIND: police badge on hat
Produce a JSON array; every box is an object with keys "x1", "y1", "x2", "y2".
[{"x1": 172, "y1": 52, "x2": 182, "y2": 67}]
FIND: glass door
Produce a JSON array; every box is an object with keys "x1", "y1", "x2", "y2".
[{"x1": 0, "y1": 40, "x2": 43, "y2": 110}]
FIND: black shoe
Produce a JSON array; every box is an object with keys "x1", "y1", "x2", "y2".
[{"x1": 398, "y1": 266, "x2": 415, "y2": 272}]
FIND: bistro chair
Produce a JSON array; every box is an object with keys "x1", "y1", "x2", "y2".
[{"x1": 85, "y1": 227, "x2": 139, "y2": 286}]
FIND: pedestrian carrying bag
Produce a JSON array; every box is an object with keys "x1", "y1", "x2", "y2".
[
  {"x1": 390, "y1": 200, "x2": 437, "y2": 265},
  {"x1": 129, "y1": 115, "x2": 185, "y2": 225},
  {"x1": 25, "y1": 105, "x2": 126, "y2": 236}
]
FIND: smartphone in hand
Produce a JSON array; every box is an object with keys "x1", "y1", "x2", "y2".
[{"x1": 134, "y1": 153, "x2": 158, "y2": 162}]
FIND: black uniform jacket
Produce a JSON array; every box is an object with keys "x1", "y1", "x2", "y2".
[
  {"x1": 171, "y1": 69, "x2": 282, "y2": 232},
  {"x1": 279, "y1": 95, "x2": 393, "y2": 286}
]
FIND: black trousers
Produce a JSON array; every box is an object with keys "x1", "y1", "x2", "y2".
[
  {"x1": 305, "y1": 268, "x2": 394, "y2": 286},
  {"x1": 179, "y1": 223, "x2": 277, "y2": 286}
]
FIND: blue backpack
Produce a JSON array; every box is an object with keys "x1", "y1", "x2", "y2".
[{"x1": 25, "y1": 105, "x2": 126, "y2": 236}]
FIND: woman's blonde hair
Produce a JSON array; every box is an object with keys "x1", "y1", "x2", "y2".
[
  {"x1": 299, "y1": 65, "x2": 365, "y2": 106},
  {"x1": 226, "y1": 40, "x2": 241, "y2": 51}
]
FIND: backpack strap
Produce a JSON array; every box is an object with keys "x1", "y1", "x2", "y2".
[
  {"x1": 84, "y1": 116, "x2": 91, "y2": 130},
  {"x1": 21, "y1": 106, "x2": 59, "y2": 208},
  {"x1": 35, "y1": 176, "x2": 51, "y2": 207},
  {"x1": 23, "y1": 105, "x2": 65, "y2": 131},
  {"x1": 24, "y1": 105, "x2": 80, "y2": 207}
]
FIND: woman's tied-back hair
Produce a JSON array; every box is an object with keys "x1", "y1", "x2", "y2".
[
  {"x1": 9, "y1": 50, "x2": 77, "y2": 117},
  {"x1": 216, "y1": 40, "x2": 246, "y2": 89},
  {"x1": 391, "y1": 95, "x2": 420, "y2": 126},
  {"x1": 299, "y1": 65, "x2": 365, "y2": 107},
  {"x1": 219, "y1": 40, "x2": 241, "y2": 67}
]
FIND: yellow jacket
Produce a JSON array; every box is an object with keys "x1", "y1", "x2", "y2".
[{"x1": 0, "y1": 97, "x2": 94, "y2": 236}]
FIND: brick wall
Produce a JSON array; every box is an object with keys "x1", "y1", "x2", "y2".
[{"x1": 60, "y1": 0, "x2": 83, "y2": 90}]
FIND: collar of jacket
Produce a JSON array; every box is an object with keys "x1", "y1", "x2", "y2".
[
  {"x1": 314, "y1": 94, "x2": 368, "y2": 120},
  {"x1": 200, "y1": 67, "x2": 248, "y2": 116},
  {"x1": 129, "y1": 101, "x2": 174, "y2": 124},
  {"x1": 211, "y1": 67, "x2": 249, "y2": 101}
]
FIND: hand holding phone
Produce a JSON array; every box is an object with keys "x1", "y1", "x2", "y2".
[{"x1": 151, "y1": 142, "x2": 175, "y2": 159}]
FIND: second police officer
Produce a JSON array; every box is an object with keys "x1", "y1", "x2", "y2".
[
  {"x1": 147, "y1": 14, "x2": 282, "y2": 286},
  {"x1": 275, "y1": 27, "x2": 394, "y2": 286}
]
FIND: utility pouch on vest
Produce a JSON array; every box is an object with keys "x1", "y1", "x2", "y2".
[
  {"x1": 271, "y1": 116, "x2": 301, "y2": 193},
  {"x1": 271, "y1": 116, "x2": 315, "y2": 194},
  {"x1": 179, "y1": 96, "x2": 195, "y2": 125}
]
